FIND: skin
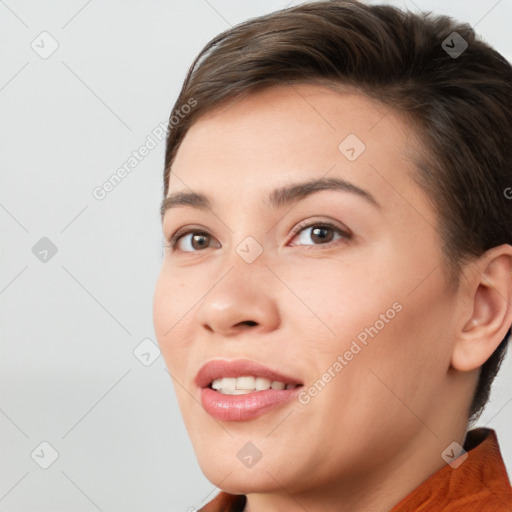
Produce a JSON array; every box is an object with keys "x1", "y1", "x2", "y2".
[{"x1": 152, "y1": 84, "x2": 512, "y2": 512}]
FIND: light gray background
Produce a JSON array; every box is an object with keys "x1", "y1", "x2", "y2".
[{"x1": 1, "y1": 1, "x2": 511, "y2": 511}]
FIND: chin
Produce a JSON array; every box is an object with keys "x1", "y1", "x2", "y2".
[{"x1": 199, "y1": 459, "x2": 283, "y2": 495}]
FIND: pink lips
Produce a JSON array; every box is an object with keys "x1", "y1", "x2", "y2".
[{"x1": 196, "y1": 359, "x2": 303, "y2": 422}]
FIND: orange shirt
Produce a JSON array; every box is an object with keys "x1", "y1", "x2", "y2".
[{"x1": 199, "y1": 428, "x2": 512, "y2": 511}]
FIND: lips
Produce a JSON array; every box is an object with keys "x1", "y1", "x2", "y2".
[
  {"x1": 195, "y1": 359, "x2": 303, "y2": 421},
  {"x1": 195, "y1": 359, "x2": 303, "y2": 389}
]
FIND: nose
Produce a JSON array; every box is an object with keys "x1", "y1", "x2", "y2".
[{"x1": 193, "y1": 264, "x2": 281, "y2": 338}]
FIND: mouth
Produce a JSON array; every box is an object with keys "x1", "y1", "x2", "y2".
[
  {"x1": 196, "y1": 359, "x2": 303, "y2": 421},
  {"x1": 208, "y1": 376, "x2": 301, "y2": 394}
]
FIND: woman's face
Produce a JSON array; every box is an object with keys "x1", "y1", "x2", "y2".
[{"x1": 153, "y1": 84, "x2": 464, "y2": 496}]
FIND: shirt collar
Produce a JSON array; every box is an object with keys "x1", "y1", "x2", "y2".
[{"x1": 390, "y1": 428, "x2": 512, "y2": 511}]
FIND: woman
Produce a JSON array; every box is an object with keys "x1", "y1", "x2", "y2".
[{"x1": 153, "y1": 1, "x2": 512, "y2": 510}]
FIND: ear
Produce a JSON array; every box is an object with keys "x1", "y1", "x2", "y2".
[{"x1": 451, "y1": 244, "x2": 512, "y2": 372}]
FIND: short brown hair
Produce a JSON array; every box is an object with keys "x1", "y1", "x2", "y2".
[{"x1": 163, "y1": 0, "x2": 512, "y2": 423}]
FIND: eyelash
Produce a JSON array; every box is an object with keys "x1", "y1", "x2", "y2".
[{"x1": 164, "y1": 220, "x2": 352, "y2": 253}]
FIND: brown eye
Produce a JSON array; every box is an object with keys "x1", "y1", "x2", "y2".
[
  {"x1": 172, "y1": 231, "x2": 215, "y2": 252},
  {"x1": 290, "y1": 221, "x2": 351, "y2": 247},
  {"x1": 168, "y1": 228, "x2": 220, "y2": 252},
  {"x1": 189, "y1": 233, "x2": 210, "y2": 250}
]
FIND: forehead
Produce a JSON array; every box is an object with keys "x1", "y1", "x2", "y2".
[{"x1": 167, "y1": 84, "x2": 430, "y2": 220}]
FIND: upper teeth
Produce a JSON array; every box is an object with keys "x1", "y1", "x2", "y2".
[{"x1": 211, "y1": 376, "x2": 297, "y2": 395}]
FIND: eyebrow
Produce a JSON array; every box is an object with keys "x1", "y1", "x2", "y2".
[{"x1": 160, "y1": 177, "x2": 381, "y2": 218}]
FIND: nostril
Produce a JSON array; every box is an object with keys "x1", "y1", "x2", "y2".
[{"x1": 240, "y1": 320, "x2": 257, "y2": 327}]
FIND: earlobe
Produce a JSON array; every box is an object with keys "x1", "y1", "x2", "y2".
[{"x1": 451, "y1": 246, "x2": 512, "y2": 372}]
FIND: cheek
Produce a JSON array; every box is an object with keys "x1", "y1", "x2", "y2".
[
  {"x1": 302, "y1": 265, "x2": 400, "y2": 345},
  {"x1": 152, "y1": 271, "x2": 171, "y2": 342},
  {"x1": 152, "y1": 269, "x2": 190, "y2": 367},
  {"x1": 343, "y1": 273, "x2": 454, "y2": 428},
  {"x1": 303, "y1": 242, "x2": 450, "y2": 402}
]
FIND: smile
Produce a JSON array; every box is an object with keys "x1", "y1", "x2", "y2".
[
  {"x1": 196, "y1": 359, "x2": 303, "y2": 421},
  {"x1": 210, "y1": 376, "x2": 300, "y2": 394}
]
